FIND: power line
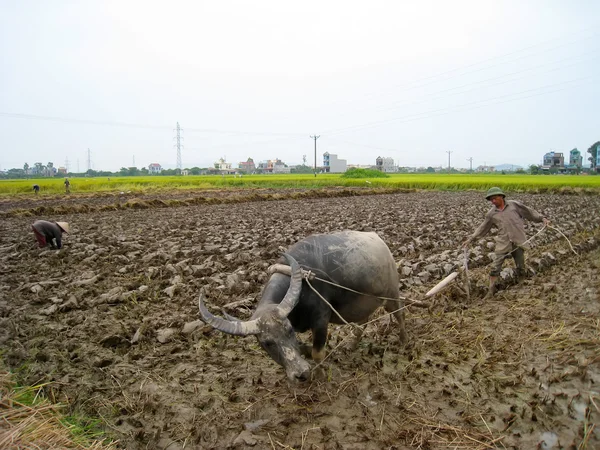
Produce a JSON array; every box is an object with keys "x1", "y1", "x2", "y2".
[
  {"x1": 1, "y1": 72, "x2": 590, "y2": 171},
  {"x1": 358, "y1": 49, "x2": 600, "y2": 118},
  {"x1": 185, "y1": 127, "x2": 304, "y2": 137},
  {"x1": 323, "y1": 74, "x2": 594, "y2": 135},
  {"x1": 204, "y1": 76, "x2": 589, "y2": 156},
  {"x1": 326, "y1": 137, "x2": 399, "y2": 153},
  {"x1": 313, "y1": 27, "x2": 599, "y2": 114},
  {"x1": 0, "y1": 112, "x2": 303, "y2": 137},
  {"x1": 1, "y1": 52, "x2": 595, "y2": 146},
  {"x1": 185, "y1": 135, "x2": 306, "y2": 153},
  {"x1": 0, "y1": 40, "x2": 596, "y2": 168},
  {"x1": 377, "y1": 32, "x2": 598, "y2": 97},
  {"x1": 0, "y1": 113, "x2": 171, "y2": 130}
]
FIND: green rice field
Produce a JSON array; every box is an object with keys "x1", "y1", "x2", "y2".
[{"x1": 1, "y1": 173, "x2": 599, "y2": 196}]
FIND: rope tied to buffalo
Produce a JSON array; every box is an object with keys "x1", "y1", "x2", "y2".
[
  {"x1": 302, "y1": 270, "x2": 409, "y2": 371},
  {"x1": 268, "y1": 263, "x2": 429, "y2": 307}
]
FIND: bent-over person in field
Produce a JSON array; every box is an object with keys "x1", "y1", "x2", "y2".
[
  {"x1": 32, "y1": 220, "x2": 70, "y2": 250},
  {"x1": 463, "y1": 187, "x2": 550, "y2": 299}
]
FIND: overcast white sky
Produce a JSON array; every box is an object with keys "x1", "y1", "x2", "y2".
[{"x1": 1, "y1": 1, "x2": 599, "y2": 172}]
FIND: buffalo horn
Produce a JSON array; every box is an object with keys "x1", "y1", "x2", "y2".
[
  {"x1": 198, "y1": 294, "x2": 260, "y2": 336},
  {"x1": 276, "y1": 253, "x2": 303, "y2": 318}
]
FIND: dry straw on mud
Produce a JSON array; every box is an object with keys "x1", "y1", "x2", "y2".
[{"x1": 0, "y1": 370, "x2": 116, "y2": 450}]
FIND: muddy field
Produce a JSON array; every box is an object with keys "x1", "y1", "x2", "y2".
[{"x1": 1, "y1": 190, "x2": 599, "y2": 449}]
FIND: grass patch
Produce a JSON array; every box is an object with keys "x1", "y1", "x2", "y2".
[
  {"x1": 0, "y1": 369, "x2": 117, "y2": 449},
  {"x1": 341, "y1": 168, "x2": 390, "y2": 178}
]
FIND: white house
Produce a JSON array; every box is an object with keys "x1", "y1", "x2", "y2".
[
  {"x1": 148, "y1": 163, "x2": 162, "y2": 174},
  {"x1": 323, "y1": 152, "x2": 347, "y2": 173}
]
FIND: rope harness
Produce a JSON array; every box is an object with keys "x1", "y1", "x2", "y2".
[{"x1": 268, "y1": 265, "x2": 415, "y2": 371}]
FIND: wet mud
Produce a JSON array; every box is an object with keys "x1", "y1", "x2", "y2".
[{"x1": 0, "y1": 190, "x2": 598, "y2": 449}]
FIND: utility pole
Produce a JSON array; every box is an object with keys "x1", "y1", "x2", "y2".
[
  {"x1": 65, "y1": 157, "x2": 70, "y2": 174},
  {"x1": 467, "y1": 157, "x2": 473, "y2": 172},
  {"x1": 87, "y1": 148, "x2": 91, "y2": 172},
  {"x1": 446, "y1": 150, "x2": 453, "y2": 173},
  {"x1": 310, "y1": 135, "x2": 320, "y2": 177},
  {"x1": 133, "y1": 155, "x2": 136, "y2": 167},
  {"x1": 174, "y1": 122, "x2": 183, "y2": 173}
]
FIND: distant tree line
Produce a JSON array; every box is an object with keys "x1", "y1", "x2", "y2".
[
  {"x1": 0, "y1": 165, "x2": 203, "y2": 179},
  {"x1": 1, "y1": 163, "x2": 318, "y2": 178}
]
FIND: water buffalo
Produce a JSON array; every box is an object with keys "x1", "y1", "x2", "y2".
[{"x1": 198, "y1": 230, "x2": 406, "y2": 382}]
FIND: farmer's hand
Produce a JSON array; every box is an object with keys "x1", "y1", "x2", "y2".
[{"x1": 543, "y1": 218, "x2": 551, "y2": 226}]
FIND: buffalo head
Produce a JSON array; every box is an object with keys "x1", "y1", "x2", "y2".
[{"x1": 199, "y1": 254, "x2": 311, "y2": 382}]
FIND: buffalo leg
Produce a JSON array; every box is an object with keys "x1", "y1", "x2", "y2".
[
  {"x1": 385, "y1": 301, "x2": 407, "y2": 343},
  {"x1": 311, "y1": 325, "x2": 328, "y2": 362}
]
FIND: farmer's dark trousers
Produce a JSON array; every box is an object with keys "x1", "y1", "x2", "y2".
[{"x1": 490, "y1": 244, "x2": 525, "y2": 277}]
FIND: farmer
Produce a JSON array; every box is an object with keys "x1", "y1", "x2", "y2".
[
  {"x1": 463, "y1": 187, "x2": 550, "y2": 298},
  {"x1": 32, "y1": 184, "x2": 40, "y2": 194},
  {"x1": 32, "y1": 220, "x2": 70, "y2": 250},
  {"x1": 64, "y1": 178, "x2": 71, "y2": 193}
]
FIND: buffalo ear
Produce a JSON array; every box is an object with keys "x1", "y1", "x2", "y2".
[{"x1": 276, "y1": 253, "x2": 303, "y2": 318}]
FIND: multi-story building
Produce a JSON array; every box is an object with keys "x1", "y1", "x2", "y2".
[
  {"x1": 592, "y1": 143, "x2": 600, "y2": 173},
  {"x1": 214, "y1": 158, "x2": 231, "y2": 171},
  {"x1": 323, "y1": 152, "x2": 347, "y2": 173},
  {"x1": 542, "y1": 151, "x2": 564, "y2": 169},
  {"x1": 375, "y1": 156, "x2": 395, "y2": 172},
  {"x1": 568, "y1": 148, "x2": 582, "y2": 169},
  {"x1": 148, "y1": 163, "x2": 162, "y2": 174},
  {"x1": 238, "y1": 158, "x2": 255, "y2": 173},
  {"x1": 256, "y1": 158, "x2": 289, "y2": 173},
  {"x1": 272, "y1": 159, "x2": 290, "y2": 174},
  {"x1": 214, "y1": 157, "x2": 237, "y2": 174}
]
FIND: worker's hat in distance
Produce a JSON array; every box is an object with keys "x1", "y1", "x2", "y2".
[{"x1": 56, "y1": 222, "x2": 70, "y2": 233}]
